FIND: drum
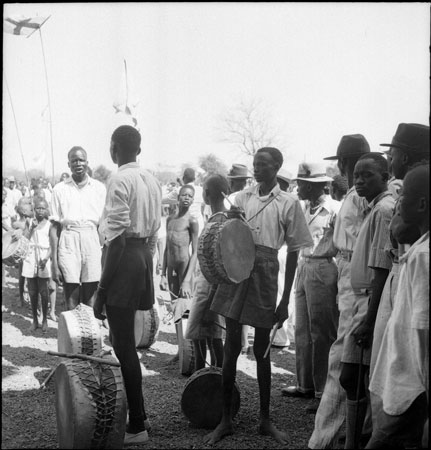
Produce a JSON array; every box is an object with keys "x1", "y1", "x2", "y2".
[
  {"x1": 181, "y1": 366, "x2": 241, "y2": 429},
  {"x1": 2, "y1": 232, "x2": 30, "y2": 267},
  {"x1": 55, "y1": 358, "x2": 127, "y2": 449},
  {"x1": 134, "y1": 307, "x2": 160, "y2": 349},
  {"x1": 58, "y1": 304, "x2": 102, "y2": 355},
  {"x1": 176, "y1": 314, "x2": 195, "y2": 376},
  {"x1": 198, "y1": 218, "x2": 255, "y2": 285}
]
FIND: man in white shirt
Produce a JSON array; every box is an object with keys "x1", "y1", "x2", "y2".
[
  {"x1": 5, "y1": 175, "x2": 23, "y2": 213},
  {"x1": 50, "y1": 146, "x2": 106, "y2": 310}
]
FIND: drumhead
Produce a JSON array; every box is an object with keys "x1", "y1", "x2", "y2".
[{"x1": 134, "y1": 308, "x2": 160, "y2": 349}]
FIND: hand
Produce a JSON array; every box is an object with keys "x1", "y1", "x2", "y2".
[
  {"x1": 273, "y1": 300, "x2": 289, "y2": 329},
  {"x1": 39, "y1": 259, "x2": 48, "y2": 270},
  {"x1": 11, "y1": 228, "x2": 23, "y2": 242},
  {"x1": 51, "y1": 262, "x2": 63, "y2": 285},
  {"x1": 179, "y1": 281, "x2": 192, "y2": 299},
  {"x1": 160, "y1": 275, "x2": 168, "y2": 291},
  {"x1": 352, "y1": 320, "x2": 374, "y2": 349},
  {"x1": 93, "y1": 288, "x2": 107, "y2": 321}
]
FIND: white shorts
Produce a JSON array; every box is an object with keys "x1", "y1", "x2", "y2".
[{"x1": 58, "y1": 226, "x2": 101, "y2": 284}]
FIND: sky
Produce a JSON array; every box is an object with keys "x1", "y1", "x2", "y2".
[{"x1": 3, "y1": 2, "x2": 430, "y2": 180}]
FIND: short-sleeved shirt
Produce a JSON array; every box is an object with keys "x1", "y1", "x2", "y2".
[
  {"x1": 350, "y1": 191, "x2": 395, "y2": 291},
  {"x1": 300, "y1": 194, "x2": 341, "y2": 258},
  {"x1": 369, "y1": 232, "x2": 429, "y2": 415},
  {"x1": 234, "y1": 183, "x2": 313, "y2": 251},
  {"x1": 51, "y1": 176, "x2": 106, "y2": 227},
  {"x1": 99, "y1": 162, "x2": 162, "y2": 243},
  {"x1": 333, "y1": 186, "x2": 368, "y2": 253}
]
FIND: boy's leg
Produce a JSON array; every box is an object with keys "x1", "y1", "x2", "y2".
[
  {"x1": 63, "y1": 282, "x2": 80, "y2": 310},
  {"x1": 209, "y1": 337, "x2": 224, "y2": 368},
  {"x1": 106, "y1": 305, "x2": 147, "y2": 434},
  {"x1": 254, "y1": 326, "x2": 289, "y2": 444},
  {"x1": 80, "y1": 281, "x2": 98, "y2": 307},
  {"x1": 204, "y1": 317, "x2": 242, "y2": 444},
  {"x1": 38, "y1": 278, "x2": 50, "y2": 332},
  {"x1": 193, "y1": 339, "x2": 207, "y2": 371},
  {"x1": 27, "y1": 278, "x2": 39, "y2": 330},
  {"x1": 48, "y1": 279, "x2": 57, "y2": 321}
]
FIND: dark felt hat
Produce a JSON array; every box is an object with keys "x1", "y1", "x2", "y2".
[
  {"x1": 324, "y1": 134, "x2": 371, "y2": 160},
  {"x1": 380, "y1": 123, "x2": 430, "y2": 154}
]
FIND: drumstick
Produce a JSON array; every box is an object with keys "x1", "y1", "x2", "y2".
[
  {"x1": 39, "y1": 365, "x2": 57, "y2": 389},
  {"x1": 221, "y1": 192, "x2": 252, "y2": 228},
  {"x1": 263, "y1": 324, "x2": 278, "y2": 359},
  {"x1": 47, "y1": 351, "x2": 121, "y2": 367}
]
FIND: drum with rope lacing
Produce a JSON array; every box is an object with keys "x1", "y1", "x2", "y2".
[{"x1": 2, "y1": 232, "x2": 30, "y2": 267}]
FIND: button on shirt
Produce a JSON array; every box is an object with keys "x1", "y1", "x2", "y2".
[
  {"x1": 99, "y1": 162, "x2": 162, "y2": 243},
  {"x1": 51, "y1": 176, "x2": 106, "y2": 226},
  {"x1": 300, "y1": 195, "x2": 341, "y2": 258},
  {"x1": 333, "y1": 186, "x2": 368, "y2": 253},
  {"x1": 369, "y1": 232, "x2": 429, "y2": 415},
  {"x1": 350, "y1": 191, "x2": 395, "y2": 291},
  {"x1": 234, "y1": 184, "x2": 313, "y2": 251}
]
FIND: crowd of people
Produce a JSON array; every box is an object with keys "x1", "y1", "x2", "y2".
[{"x1": 1, "y1": 122, "x2": 429, "y2": 448}]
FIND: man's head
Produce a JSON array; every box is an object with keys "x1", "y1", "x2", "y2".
[
  {"x1": 8, "y1": 175, "x2": 16, "y2": 189},
  {"x1": 182, "y1": 168, "x2": 196, "y2": 184},
  {"x1": 110, "y1": 125, "x2": 141, "y2": 165},
  {"x1": 203, "y1": 174, "x2": 229, "y2": 205},
  {"x1": 294, "y1": 162, "x2": 333, "y2": 201},
  {"x1": 354, "y1": 153, "x2": 389, "y2": 202},
  {"x1": 178, "y1": 184, "x2": 195, "y2": 209},
  {"x1": 227, "y1": 164, "x2": 250, "y2": 193},
  {"x1": 380, "y1": 123, "x2": 429, "y2": 180},
  {"x1": 331, "y1": 174, "x2": 349, "y2": 201},
  {"x1": 399, "y1": 164, "x2": 429, "y2": 231},
  {"x1": 33, "y1": 198, "x2": 50, "y2": 221},
  {"x1": 253, "y1": 147, "x2": 283, "y2": 184},
  {"x1": 68, "y1": 146, "x2": 88, "y2": 181}
]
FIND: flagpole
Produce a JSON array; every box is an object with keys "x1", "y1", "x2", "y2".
[
  {"x1": 38, "y1": 25, "x2": 55, "y2": 182},
  {"x1": 4, "y1": 77, "x2": 30, "y2": 188}
]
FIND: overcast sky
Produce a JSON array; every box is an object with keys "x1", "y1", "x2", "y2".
[{"x1": 3, "y1": 2, "x2": 430, "y2": 179}]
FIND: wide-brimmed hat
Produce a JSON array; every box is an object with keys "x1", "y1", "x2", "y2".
[
  {"x1": 294, "y1": 162, "x2": 333, "y2": 183},
  {"x1": 8, "y1": 175, "x2": 16, "y2": 182},
  {"x1": 324, "y1": 134, "x2": 371, "y2": 160},
  {"x1": 227, "y1": 164, "x2": 251, "y2": 179},
  {"x1": 380, "y1": 123, "x2": 429, "y2": 154},
  {"x1": 277, "y1": 168, "x2": 292, "y2": 184}
]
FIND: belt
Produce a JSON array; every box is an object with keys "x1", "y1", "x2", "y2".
[
  {"x1": 338, "y1": 250, "x2": 353, "y2": 262},
  {"x1": 302, "y1": 256, "x2": 334, "y2": 263},
  {"x1": 63, "y1": 224, "x2": 95, "y2": 231},
  {"x1": 125, "y1": 237, "x2": 149, "y2": 244}
]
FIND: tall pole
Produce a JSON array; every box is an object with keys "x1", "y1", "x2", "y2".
[
  {"x1": 4, "y1": 77, "x2": 30, "y2": 188},
  {"x1": 38, "y1": 27, "x2": 55, "y2": 182}
]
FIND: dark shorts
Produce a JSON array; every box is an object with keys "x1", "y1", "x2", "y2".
[
  {"x1": 210, "y1": 245, "x2": 279, "y2": 329},
  {"x1": 103, "y1": 239, "x2": 154, "y2": 310}
]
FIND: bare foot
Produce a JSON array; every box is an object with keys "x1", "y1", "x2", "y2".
[
  {"x1": 203, "y1": 421, "x2": 234, "y2": 445},
  {"x1": 259, "y1": 419, "x2": 288, "y2": 445},
  {"x1": 30, "y1": 321, "x2": 39, "y2": 331},
  {"x1": 41, "y1": 320, "x2": 48, "y2": 332}
]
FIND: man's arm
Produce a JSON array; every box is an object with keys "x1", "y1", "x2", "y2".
[
  {"x1": 160, "y1": 217, "x2": 171, "y2": 291},
  {"x1": 353, "y1": 267, "x2": 389, "y2": 348},
  {"x1": 274, "y1": 250, "x2": 298, "y2": 327},
  {"x1": 179, "y1": 217, "x2": 199, "y2": 298},
  {"x1": 49, "y1": 221, "x2": 63, "y2": 285}
]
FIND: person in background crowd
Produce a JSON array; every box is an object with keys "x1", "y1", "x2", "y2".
[
  {"x1": 42, "y1": 179, "x2": 52, "y2": 207},
  {"x1": 204, "y1": 147, "x2": 313, "y2": 445},
  {"x1": 21, "y1": 198, "x2": 53, "y2": 332},
  {"x1": 18, "y1": 181, "x2": 30, "y2": 197},
  {"x1": 59, "y1": 172, "x2": 70, "y2": 183},
  {"x1": 383, "y1": 148, "x2": 403, "y2": 199},
  {"x1": 330, "y1": 174, "x2": 348, "y2": 202},
  {"x1": 5, "y1": 175, "x2": 23, "y2": 213},
  {"x1": 50, "y1": 146, "x2": 106, "y2": 310},
  {"x1": 186, "y1": 174, "x2": 228, "y2": 371},
  {"x1": 94, "y1": 125, "x2": 162, "y2": 446},
  {"x1": 339, "y1": 153, "x2": 394, "y2": 449},
  {"x1": 283, "y1": 162, "x2": 340, "y2": 416},
  {"x1": 367, "y1": 164, "x2": 429, "y2": 449},
  {"x1": 369, "y1": 123, "x2": 429, "y2": 441},
  {"x1": 224, "y1": 163, "x2": 253, "y2": 355},
  {"x1": 2, "y1": 187, "x2": 14, "y2": 290},
  {"x1": 182, "y1": 167, "x2": 205, "y2": 235},
  {"x1": 309, "y1": 133, "x2": 371, "y2": 449}
]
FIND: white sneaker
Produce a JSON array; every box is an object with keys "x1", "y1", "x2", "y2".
[{"x1": 124, "y1": 430, "x2": 149, "y2": 446}]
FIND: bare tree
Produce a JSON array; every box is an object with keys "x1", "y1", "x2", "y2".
[
  {"x1": 198, "y1": 153, "x2": 228, "y2": 177},
  {"x1": 216, "y1": 96, "x2": 284, "y2": 156}
]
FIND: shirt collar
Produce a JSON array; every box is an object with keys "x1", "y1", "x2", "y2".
[
  {"x1": 367, "y1": 190, "x2": 392, "y2": 210},
  {"x1": 118, "y1": 162, "x2": 139, "y2": 172},
  {"x1": 253, "y1": 183, "x2": 281, "y2": 201},
  {"x1": 399, "y1": 231, "x2": 429, "y2": 264},
  {"x1": 65, "y1": 174, "x2": 94, "y2": 187}
]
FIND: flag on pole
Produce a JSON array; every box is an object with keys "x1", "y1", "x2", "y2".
[
  {"x1": 113, "y1": 59, "x2": 139, "y2": 128},
  {"x1": 4, "y1": 15, "x2": 50, "y2": 38}
]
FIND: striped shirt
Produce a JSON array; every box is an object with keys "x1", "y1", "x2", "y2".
[{"x1": 350, "y1": 191, "x2": 395, "y2": 291}]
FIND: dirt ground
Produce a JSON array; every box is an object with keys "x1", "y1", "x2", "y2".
[{"x1": 2, "y1": 265, "x2": 324, "y2": 449}]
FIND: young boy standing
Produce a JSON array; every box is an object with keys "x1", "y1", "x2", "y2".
[
  {"x1": 367, "y1": 164, "x2": 429, "y2": 448},
  {"x1": 21, "y1": 198, "x2": 52, "y2": 331}
]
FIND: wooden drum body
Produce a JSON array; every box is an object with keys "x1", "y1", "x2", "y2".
[
  {"x1": 181, "y1": 366, "x2": 240, "y2": 429},
  {"x1": 55, "y1": 359, "x2": 127, "y2": 449},
  {"x1": 176, "y1": 313, "x2": 195, "y2": 376},
  {"x1": 2, "y1": 232, "x2": 30, "y2": 267},
  {"x1": 58, "y1": 304, "x2": 102, "y2": 355},
  {"x1": 134, "y1": 307, "x2": 160, "y2": 349},
  {"x1": 198, "y1": 218, "x2": 255, "y2": 285}
]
